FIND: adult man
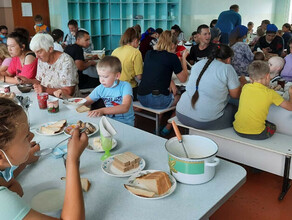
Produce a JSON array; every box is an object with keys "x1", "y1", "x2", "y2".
[
  {"x1": 253, "y1": 24, "x2": 284, "y2": 57},
  {"x1": 188, "y1": 25, "x2": 215, "y2": 64},
  {"x1": 0, "y1": 25, "x2": 8, "y2": 44},
  {"x1": 65, "y1": 19, "x2": 93, "y2": 53},
  {"x1": 215, "y1": 4, "x2": 241, "y2": 44},
  {"x1": 64, "y1": 30, "x2": 100, "y2": 89}
]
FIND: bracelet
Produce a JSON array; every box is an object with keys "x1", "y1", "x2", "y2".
[{"x1": 3, "y1": 76, "x2": 5, "y2": 83}]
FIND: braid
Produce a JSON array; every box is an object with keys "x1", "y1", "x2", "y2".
[{"x1": 191, "y1": 57, "x2": 214, "y2": 107}]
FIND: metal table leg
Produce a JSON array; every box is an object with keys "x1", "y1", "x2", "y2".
[
  {"x1": 156, "y1": 114, "x2": 159, "y2": 135},
  {"x1": 279, "y1": 155, "x2": 291, "y2": 200}
]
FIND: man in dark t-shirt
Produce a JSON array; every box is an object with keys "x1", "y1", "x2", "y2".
[
  {"x1": 64, "y1": 30, "x2": 100, "y2": 89},
  {"x1": 188, "y1": 24, "x2": 216, "y2": 64},
  {"x1": 253, "y1": 24, "x2": 284, "y2": 56}
]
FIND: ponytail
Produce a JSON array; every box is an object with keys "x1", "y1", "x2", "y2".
[{"x1": 191, "y1": 44, "x2": 234, "y2": 108}]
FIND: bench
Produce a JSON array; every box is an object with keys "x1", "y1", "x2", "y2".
[
  {"x1": 169, "y1": 116, "x2": 292, "y2": 200},
  {"x1": 133, "y1": 101, "x2": 175, "y2": 135}
]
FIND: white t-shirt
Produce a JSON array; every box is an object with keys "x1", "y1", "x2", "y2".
[
  {"x1": 176, "y1": 59, "x2": 240, "y2": 122},
  {"x1": 54, "y1": 42, "x2": 64, "y2": 52},
  {"x1": 0, "y1": 186, "x2": 30, "y2": 219}
]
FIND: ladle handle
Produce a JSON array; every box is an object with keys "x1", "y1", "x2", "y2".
[{"x1": 172, "y1": 120, "x2": 182, "y2": 142}]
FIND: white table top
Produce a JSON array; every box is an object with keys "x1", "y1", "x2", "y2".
[{"x1": 6, "y1": 88, "x2": 246, "y2": 220}]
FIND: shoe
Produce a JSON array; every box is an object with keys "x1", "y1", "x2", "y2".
[{"x1": 160, "y1": 127, "x2": 172, "y2": 136}]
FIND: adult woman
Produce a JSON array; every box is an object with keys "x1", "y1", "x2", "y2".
[
  {"x1": 176, "y1": 44, "x2": 241, "y2": 130},
  {"x1": 230, "y1": 25, "x2": 254, "y2": 76},
  {"x1": 282, "y1": 23, "x2": 292, "y2": 50},
  {"x1": 171, "y1": 24, "x2": 185, "y2": 44},
  {"x1": 112, "y1": 27, "x2": 143, "y2": 100},
  {"x1": 137, "y1": 30, "x2": 188, "y2": 135},
  {"x1": 51, "y1": 29, "x2": 64, "y2": 52},
  {"x1": 0, "y1": 31, "x2": 37, "y2": 84},
  {"x1": 0, "y1": 98, "x2": 87, "y2": 219},
  {"x1": 20, "y1": 33, "x2": 79, "y2": 97}
]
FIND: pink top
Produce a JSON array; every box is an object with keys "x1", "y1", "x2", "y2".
[
  {"x1": 8, "y1": 56, "x2": 38, "y2": 79},
  {"x1": 2, "y1": 57, "x2": 12, "y2": 67}
]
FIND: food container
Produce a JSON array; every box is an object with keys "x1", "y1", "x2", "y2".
[
  {"x1": 37, "y1": 93, "x2": 49, "y2": 109},
  {"x1": 17, "y1": 84, "x2": 33, "y2": 93},
  {"x1": 165, "y1": 135, "x2": 220, "y2": 184},
  {"x1": 47, "y1": 97, "x2": 59, "y2": 113}
]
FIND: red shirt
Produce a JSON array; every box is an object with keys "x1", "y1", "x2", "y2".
[{"x1": 8, "y1": 56, "x2": 38, "y2": 79}]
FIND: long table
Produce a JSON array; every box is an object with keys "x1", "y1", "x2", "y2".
[{"x1": 4, "y1": 87, "x2": 246, "y2": 220}]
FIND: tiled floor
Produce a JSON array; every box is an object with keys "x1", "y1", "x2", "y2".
[{"x1": 135, "y1": 114, "x2": 292, "y2": 220}]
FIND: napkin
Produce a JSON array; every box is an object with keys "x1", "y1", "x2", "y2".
[
  {"x1": 99, "y1": 116, "x2": 117, "y2": 138},
  {"x1": 51, "y1": 145, "x2": 67, "y2": 159}
]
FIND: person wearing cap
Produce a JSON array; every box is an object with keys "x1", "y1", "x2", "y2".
[
  {"x1": 139, "y1": 27, "x2": 159, "y2": 60},
  {"x1": 215, "y1": 4, "x2": 241, "y2": 44},
  {"x1": 253, "y1": 24, "x2": 284, "y2": 56},
  {"x1": 230, "y1": 25, "x2": 254, "y2": 76},
  {"x1": 210, "y1": 27, "x2": 221, "y2": 44}
]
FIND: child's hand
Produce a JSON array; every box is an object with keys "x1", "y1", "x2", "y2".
[
  {"x1": 67, "y1": 126, "x2": 88, "y2": 163},
  {"x1": 26, "y1": 142, "x2": 40, "y2": 165},
  {"x1": 88, "y1": 109, "x2": 104, "y2": 117}
]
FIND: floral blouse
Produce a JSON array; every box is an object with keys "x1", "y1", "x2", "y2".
[{"x1": 231, "y1": 42, "x2": 254, "y2": 76}]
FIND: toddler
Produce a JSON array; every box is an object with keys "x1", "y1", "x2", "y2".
[
  {"x1": 233, "y1": 61, "x2": 292, "y2": 140},
  {"x1": 84, "y1": 56, "x2": 135, "y2": 126},
  {"x1": 34, "y1": 14, "x2": 50, "y2": 33}
]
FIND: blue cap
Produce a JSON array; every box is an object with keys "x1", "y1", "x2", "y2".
[
  {"x1": 266, "y1": 24, "x2": 278, "y2": 33},
  {"x1": 231, "y1": 25, "x2": 248, "y2": 38}
]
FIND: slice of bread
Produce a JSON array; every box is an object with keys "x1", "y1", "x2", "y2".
[
  {"x1": 124, "y1": 184, "x2": 155, "y2": 198},
  {"x1": 47, "y1": 120, "x2": 67, "y2": 129},
  {"x1": 40, "y1": 126, "x2": 61, "y2": 135},
  {"x1": 136, "y1": 172, "x2": 171, "y2": 195},
  {"x1": 61, "y1": 177, "x2": 91, "y2": 192},
  {"x1": 76, "y1": 105, "x2": 90, "y2": 113}
]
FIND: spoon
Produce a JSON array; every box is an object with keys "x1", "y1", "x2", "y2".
[
  {"x1": 34, "y1": 127, "x2": 87, "y2": 157},
  {"x1": 171, "y1": 120, "x2": 190, "y2": 158}
]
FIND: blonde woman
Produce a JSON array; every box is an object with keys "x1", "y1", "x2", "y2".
[
  {"x1": 137, "y1": 30, "x2": 188, "y2": 135},
  {"x1": 112, "y1": 27, "x2": 143, "y2": 100},
  {"x1": 0, "y1": 44, "x2": 11, "y2": 73}
]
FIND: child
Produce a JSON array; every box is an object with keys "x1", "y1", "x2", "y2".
[
  {"x1": 281, "y1": 39, "x2": 292, "y2": 81},
  {"x1": 0, "y1": 44, "x2": 11, "y2": 73},
  {"x1": 233, "y1": 61, "x2": 292, "y2": 140},
  {"x1": 268, "y1": 56, "x2": 285, "y2": 87},
  {"x1": 34, "y1": 14, "x2": 50, "y2": 33},
  {"x1": 0, "y1": 98, "x2": 88, "y2": 218},
  {"x1": 84, "y1": 56, "x2": 135, "y2": 126},
  {"x1": 254, "y1": 51, "x2": 265, "y2": 60}
]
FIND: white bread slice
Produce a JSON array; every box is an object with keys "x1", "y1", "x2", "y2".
[
  {"x1": 124, "y1": 184, "x2": 155, "y2": 198},
  {"x1": 61, "y1": 177, "x2": 91, "y2": 192},
  {"x1": 40, "y1": 126, "x2": 61, "y2": 135},
  {"x1": 47, "y1": 120, "x2": 67, "y2": 129},
  {"x1": 136, "y1": 172, "x2": 171, "y2": 195},
  {"x1": 76, "y1": 105, "x2": 90, "y2": 113}
]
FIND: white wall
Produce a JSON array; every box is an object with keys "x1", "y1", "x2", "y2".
[{"x1": 181, "y1": 0, "x2": 280, "y2": 38}]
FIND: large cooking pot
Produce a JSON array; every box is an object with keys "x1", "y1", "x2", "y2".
[{"x1": 165, "y1": 135, "x2": 220, "y2": 184}]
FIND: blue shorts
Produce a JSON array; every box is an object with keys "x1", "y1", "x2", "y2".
[{"x1": 137, "y1": 93, "x2": 174, "y2": 109}]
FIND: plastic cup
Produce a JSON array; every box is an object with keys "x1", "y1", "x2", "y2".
[
  {"x1": 37, "y1": 93, "x2": 49, "y2": 109},
  {"x1": 100, "y1": 134, "x2": 112, "y2": 161},
  {"x1": 47, "y1": 98, "x2": 59, "y2": 113}
]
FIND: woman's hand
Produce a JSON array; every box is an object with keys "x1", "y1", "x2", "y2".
[
  {"x1": 16, "y1": 76, "x2": 30, "y2": 84},
  {"x1": 33, "y1": 83, "x2": 45, "y2": 94},
  {"x1": 182, "y1": 49, "x2": 190, "y2": 59},
  {"x1": 53, "y1": 89, "x2": 63, "y2": 98},
  {"x1": 67, "y1": 126, "x2": 88, "y2": 163},
  {"x1": 169, "y1": 80, "x2": 178, "y2": 95},
  {"x1": 88, "y1": 109, "x2": 104, "y2": 117}
]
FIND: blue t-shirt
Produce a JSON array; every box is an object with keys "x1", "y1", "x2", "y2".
[
  {"x1": 0, "y1": 186, "x2": 31, "y2": 219},
  {"x1": 89, "y1": 81, "x2": 135, "y2": 126}
]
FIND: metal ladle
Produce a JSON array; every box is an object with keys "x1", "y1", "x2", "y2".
[{"x1": 172, "y1": 120, "x2": 190, "y2": 158}]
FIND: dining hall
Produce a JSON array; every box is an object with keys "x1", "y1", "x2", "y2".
[{"x1": 0, "y1": 0, "x2": 292, "y2": 219}]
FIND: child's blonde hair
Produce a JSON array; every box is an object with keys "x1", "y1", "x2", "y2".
[
  {"x1": 0, "y1": 44, "x2": 10, "y2": 60},
  {"x1": 155, "y1": 30, "x2": 177, "y2": 53},
  {"x1": 248, "y1": 61, "x2": 270, "y2": 80},
  {"x1": 97, "y1": 56, "x2": 122, "y2": 74}
]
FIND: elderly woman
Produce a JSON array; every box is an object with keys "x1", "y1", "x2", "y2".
[
  {"x1": 20, "y1": 33, "x2": 78, "y2": 97},
  {"x1": 0, "y1": 31, "x2": 37, "y2": 84}
]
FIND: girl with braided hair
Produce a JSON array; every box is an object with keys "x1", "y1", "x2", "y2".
[{"x1": 176, "y1": 44, "x2": 242, "y2": 130}]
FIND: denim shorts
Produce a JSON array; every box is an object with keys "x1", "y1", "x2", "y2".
[{"x1": 137, "y1": 93, "x2": 174, "y2": 109}]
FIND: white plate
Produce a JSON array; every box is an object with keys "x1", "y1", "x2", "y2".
[
  {"x1": 125, "y1": 170, "x2": 177, "y2": 200},
  {"x1": 22, "y1": 181, "x2": 65, "y2": 216},
  {"x1": 64, "y1": 122, "x2": 99, "y2": 137},
  {"x1": 86, "y1": 136, "x2": 117, "y2": 153},
  {"x1": 35, "y1": 121, "x2": 65, "y2": 136},
  {"x1": 101, "y1": 154, "x2": 145, "y2": 177}
]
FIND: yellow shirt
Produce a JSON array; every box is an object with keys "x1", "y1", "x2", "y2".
[
  {"x1": 233, "y1": 82, "x2": 284, "y2": 134},
  {"x1": 112, "y1": 45, "x2": 143, "y2": 88}
]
